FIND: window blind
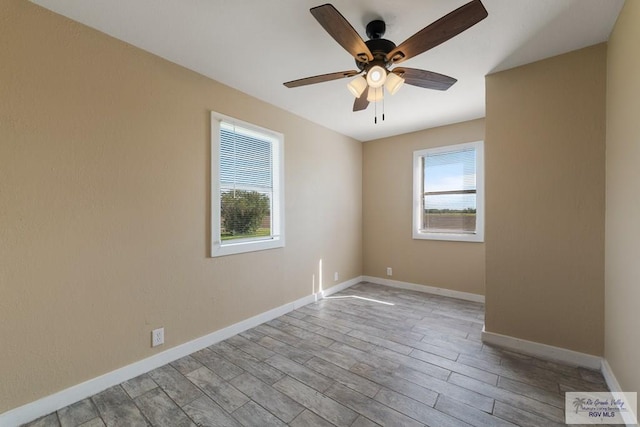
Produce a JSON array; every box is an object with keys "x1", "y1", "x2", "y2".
[
  {"x1": 220, "y1": 121, "x2": 273, "y2": 190},
  {"x1": 423, "y1": 147, "x2": 477, "y2": 233}
]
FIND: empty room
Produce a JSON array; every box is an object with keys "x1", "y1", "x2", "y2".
[{"x1": 1, "y1": 0, "x2": 639, "y2": 426}]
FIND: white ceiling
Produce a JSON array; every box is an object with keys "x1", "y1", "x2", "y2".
[{"x1": 31, "y1": 0, "x2": 624, "y2": 142}]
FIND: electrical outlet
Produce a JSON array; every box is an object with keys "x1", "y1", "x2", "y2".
[
  {"x1": 334, "y1": 272, "x2": 339, "y2": 281},
  {"x1": 386, "y1": 267, "x2": 393, "y2": 276},
  {"x1": 151, "y1": 327, "x2": 164, "y2": 347}
]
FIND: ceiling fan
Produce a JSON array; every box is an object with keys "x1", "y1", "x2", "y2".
[{"x1": 283, "y1": 1, "x2": 488, "y2": 113}]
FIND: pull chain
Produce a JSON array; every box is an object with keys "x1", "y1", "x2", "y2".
[
  {"x1": 372, "y1": 87, "x2": 384, "y2": 124},
  {"x1": 373, "y1": 87, "x2": 384, "y2": 125},
  {"x1": 374, "y1": 93, "x2": 377, "y2": 124},
  {"x1": 382, "y1": 94, "x2": 385, "y2": 122}
]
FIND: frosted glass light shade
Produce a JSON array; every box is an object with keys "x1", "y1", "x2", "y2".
[
  {"x1": 347, "y1": 76, "x2": 367, "y2": 97},
  {"x1": 385, "y1": 72, "x2": 405, "y2": 95},
  {"x1": 366, "y1": 65, "x2": 387, "y2": 88},
  {"x1": 367, "y1": 87, "x2": 384, "y2": 102}
]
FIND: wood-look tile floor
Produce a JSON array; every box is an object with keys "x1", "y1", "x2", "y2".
[{"x1": 25, "y1": 282, "x2": 611, "y2": 427}]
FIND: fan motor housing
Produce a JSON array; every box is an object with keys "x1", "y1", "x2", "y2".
[
  {"x1": 366, "y1": 38, "x2": 396, "y2": 56},
  {"x1": 356, "y1": 20, "x2": 396, "y2": 71},
  {"x1": 356, "y1": 38, "x2": 396, "y2": 70}
]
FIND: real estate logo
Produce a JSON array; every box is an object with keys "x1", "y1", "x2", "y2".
[{"x1": 565, "y1": 391, "x2": 637, "y2": 424}]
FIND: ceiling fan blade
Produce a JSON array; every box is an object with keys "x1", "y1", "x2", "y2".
[
  {"x1": 353, "y1": 87, "x2": 369, "y2": 111},
  {"x1": 310, "y1": 4, "x2": 374, "y2": 63},
  {"x1": 386, "y1": 0, "x2": 488, "y2": 64},
  {"x1": 283, "y1": 70, "x2": 360, "y2": 88},
  {"x1": 393, "y1": 67, "x2": 457, "y2": 91}
]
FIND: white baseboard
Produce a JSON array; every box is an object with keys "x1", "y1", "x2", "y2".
[
  {"x1": 601, "y1": 359, "x2": 639, "y2": 426},
  {"x1": 481, "y1": 325, "x2": 602, "y2": 370},
  {"x1": 0, "y1": 277, "x2": 360, "y2": 427},
  {"x1": 362, "y1": 275, "x2": 485, "y2": 303},
  {"x1": 319, "y1": 276, "x2": 363, "y2": 299},
  {"x1": 602, "y1": 359, "x2": 624, "y2": 393}
]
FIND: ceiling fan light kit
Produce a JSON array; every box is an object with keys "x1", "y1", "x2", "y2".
[
  {"x1": 384, "y1": 72, "x2": 405, "y2": 95},
  {"x1": 283, "y1": 1, "x2": 489, "y2": 120},
  {"x1": 366, "y1": 65, "x2": 387, "y2": 88},
  {"x1": 347, "y1": 76, "x2": 368, "y2": 97},
  {"x1": 366, "y1": 87, "x2": 384, "y2": 103}
]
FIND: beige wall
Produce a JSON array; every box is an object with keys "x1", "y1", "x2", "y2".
[
  {"x1": 363, "y1": 119, "x2": 486, "y2": 296},
  {"x1": 485, "y1": 44, "x2": 606, "y2": 356},
  {"x1": 0, "y1": 0, "x2": 362, "y2": 412},
  {"x1": 605, "y1": 0, "x2": 640, "y2": 398}
]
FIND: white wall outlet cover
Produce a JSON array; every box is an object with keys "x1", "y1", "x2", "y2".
[
  {"x1": 152, "y1": 328, "x2": 164, "y2": 347},
  {"x1": 386, "y1": 267, "x2": 393, "y2": 276},
  {"x1": 334, "y1": 272, "x2": 339, "y2": 281}
]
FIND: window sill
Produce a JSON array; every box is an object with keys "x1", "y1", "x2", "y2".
[
  {"x1": 413, "y1": 230, "x2": 484, "y2": 243},
  {"x1": 211, "y1": 237, "x2": 284, "y2": 257}
]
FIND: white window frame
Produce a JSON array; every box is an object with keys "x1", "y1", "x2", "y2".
[
  {"x1": 211, "y1": 112, "x2": 285, "y2": 257},
  {"x1": 412, "y1": 141, "x2": 484, "y2": 243}
]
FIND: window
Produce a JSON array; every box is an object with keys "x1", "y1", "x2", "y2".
[
  {"x1": 413, "y1": 141, "x2": 484, "y2": 242},
  {"x1": 211, "y1": 112, "x2": 284, "y2": 257}
]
